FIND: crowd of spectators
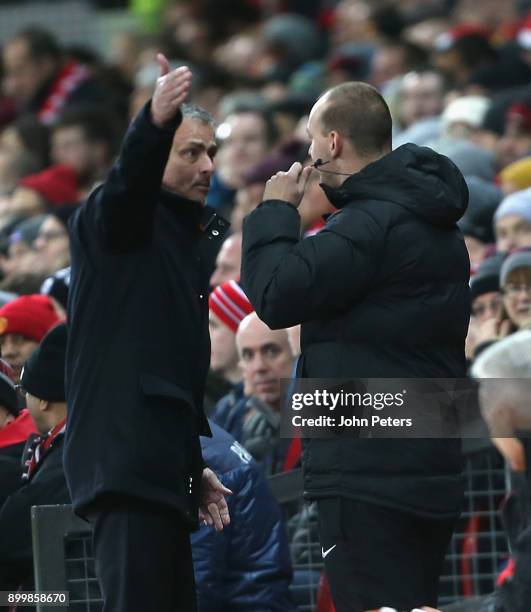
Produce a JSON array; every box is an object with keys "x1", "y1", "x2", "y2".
[{"x1": 0, "y1": 0, "x2": 531, "y2": 609}]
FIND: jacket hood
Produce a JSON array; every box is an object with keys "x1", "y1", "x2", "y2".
[{"x1": 321, "y1": 143, "x2": 469, "y2": 228}]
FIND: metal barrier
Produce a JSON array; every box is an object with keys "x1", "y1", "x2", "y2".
[{"x1": 31, "y1": 439, "x2": 508, "y2": 612}]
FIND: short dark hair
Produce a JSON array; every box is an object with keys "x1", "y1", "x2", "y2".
[
  {"x1": 11, "y1": 28, "x2": 62, "y2": 62},
  {"x1": 226, "y1": 106, "x2": 279, "y2": 147},
  {"x1": 53, "y1": 108, "x2": 119, "y2": 161},
  {"x1": 318, "y1": 82, "x2": 392, "y2": 156}
]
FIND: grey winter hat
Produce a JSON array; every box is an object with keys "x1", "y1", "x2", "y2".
[
  {"x1": 500, "y1": 249, "x2": 531, "y2": 287},
  {"x1": 494, "y1": 187, "x2": 531, "y2": 224}
]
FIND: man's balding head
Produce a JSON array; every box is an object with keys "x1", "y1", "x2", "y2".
[
  {"x1": 311, "y1": 82, "x2": 392, "y2": 157},
  {"x1": 236, "y1": 313, "x2": 293, "y2": 408}
]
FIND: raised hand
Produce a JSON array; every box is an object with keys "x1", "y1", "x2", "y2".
[{"x1": 151, "y1": 53, "x2": 192, "y2": 128}]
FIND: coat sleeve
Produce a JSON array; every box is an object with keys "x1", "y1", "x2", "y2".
[
  {"x1": 78, "y1": 102, "x2": 181, "y2": 251},
  {"x1": 241, "y1": 199, "x2": 385, "y2": 328}
]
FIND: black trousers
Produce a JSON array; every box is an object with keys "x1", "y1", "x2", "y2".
[
  {"x1": 88, "y1": 496, "x2": 197, "y2": 612},
  {"x1": 317, "y1": 498, "x2": 456, "y2": 612}
]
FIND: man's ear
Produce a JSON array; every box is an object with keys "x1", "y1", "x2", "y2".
[
  {"x1": 329, "y1": 130, "x2": 343, "y2": 160},
  {"x1": 39, "y1": 399, "x2": 50, "y2": 413}
]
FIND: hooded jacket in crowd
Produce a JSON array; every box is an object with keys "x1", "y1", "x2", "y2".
[{"x1": 242, "y1": 143, "x2": 471, "y2": 518}]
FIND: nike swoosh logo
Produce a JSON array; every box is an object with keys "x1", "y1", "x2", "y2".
[{"x1": 321, "y1": 544, "x2": 337, "y2": 559}]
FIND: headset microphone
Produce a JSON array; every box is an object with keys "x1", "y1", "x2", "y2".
[{"x1": 312, "y1": 158, "x2": 351, "y2": 176}]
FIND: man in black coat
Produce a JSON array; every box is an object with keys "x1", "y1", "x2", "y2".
[
  {"x1": 64, "y1": 56, "x2": 231, "y2": 612},
  {"x1": 241, "y1": 82, "x2": 471, "y2": 611}
]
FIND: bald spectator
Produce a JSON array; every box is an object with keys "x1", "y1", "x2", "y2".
[
  {"x1": 213, "y1": 312, "x2": 294, "y2": 473},
  {"x1": 0, "y1": 294, "x2": 61, "y2": 379},
  {"x1": 494, "y1": 188, "x2": 531, "y2": 254},
  {"x1": 210, "y1": 233, "x2": 242, "y2": 289}
]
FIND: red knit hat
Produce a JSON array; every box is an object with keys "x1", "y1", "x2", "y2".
[
  {"x1": 209, "y1": 280, "x2": 254, "y2": 333},
  {"x1": 20, "y1": 164, "x2": 79, "y2": 206},
  {"x1": 0, "y1": 295, "x2": 62, "y2": 342}
]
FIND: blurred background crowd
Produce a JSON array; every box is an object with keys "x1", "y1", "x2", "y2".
[{"x1": 1, "y1": 0, "x2": 531, "y2": 610}]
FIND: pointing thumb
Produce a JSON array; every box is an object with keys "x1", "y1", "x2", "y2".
[{"x1": 156, "y1": 52, "x2": 170, "y2": 78}]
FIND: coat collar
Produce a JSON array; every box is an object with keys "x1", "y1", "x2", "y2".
[{"x1": 159, "y1": 189, "x2": 230, "y2": 238}]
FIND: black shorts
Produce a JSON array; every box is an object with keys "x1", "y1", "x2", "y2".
[{"x1": 317, "y1": 497, "x2": 456, "y2": 612}]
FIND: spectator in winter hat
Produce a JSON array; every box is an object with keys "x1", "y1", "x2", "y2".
[
  {"x1": 209, "y1": 280, "x2": 254, "y2": 387},
  {"x1": 0, "y1": 294, "x2": 61, "y2": 379},
  {"x1": 210, "y1": 234, "x2": 242, "y2": 289},
  {"x1": 465, "y1": 253, "x2": 505, "y2": 361},
  {"x1": 500, "y1": 248, "x2": 531, "y2": 331},
  {"x1": 470, "y1": 253, "x2": 505, "y2": 325},
  {"x1": 494, "y1": 187, "x2": 531, "y2": 254},
  {"x1": 18, "y1": 164, "x2": 79, "y2": 207},
  {"x1": 5, "y1": 164, "x2": 79, "y2": 225}
]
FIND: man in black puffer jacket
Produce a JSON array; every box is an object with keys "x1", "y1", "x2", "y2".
[{"x1": 241, "y1": 82, "x2": 470, "y2": 612}]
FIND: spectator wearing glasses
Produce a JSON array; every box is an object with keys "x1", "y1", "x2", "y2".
[
  {"x1": 500, "y1": 249, "x2": 531, "y2": 332},
  {"x1": 466, "y1": 253, "x2": 505, "y2": 361}
]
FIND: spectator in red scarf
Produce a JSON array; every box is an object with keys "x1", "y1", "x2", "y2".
[{"x1": 2, "y1": 28, "x2": 106, "y2": 125}]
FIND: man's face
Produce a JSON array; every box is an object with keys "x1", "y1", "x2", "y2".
[
  {"x1": 219, "y1": 113, "x2": 270, "y2": 183},
  {"x1": 400, "y1": 73, "x2": 444, "y2": 127},
  {"x1": 33, "y1": 215, "x2": 70, "y2": 274},
  {"x1": 209, "y1": 312, "x2": 239, "y2": 377},
  {"x1": 2, "y1": 40, "x2": 52, "y2": 104},
  {"x1": 0, "y1": 405, "x2": 14, "y2": 430},
  {"x1": 472, "y1": 291, "x2": 503, "y2": 324},
  {"x1": 496, "y1": 214, "x2": 531, "y2": 253},
  {"x1": 52, "y1": 126, "x2": 102, "y2": 181},
  {"x1": 237, "y1": 317, "x2": 293, "y2": 407},
  {"x1": 161, "y1": 118, "x2": 217, "y2": 204},
  {"x1": 0, "y1": 333, "x2": 38, "y2": 380},
  {"x1": 210, "y1": 235, "x2": 242, "y2": 289}
]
